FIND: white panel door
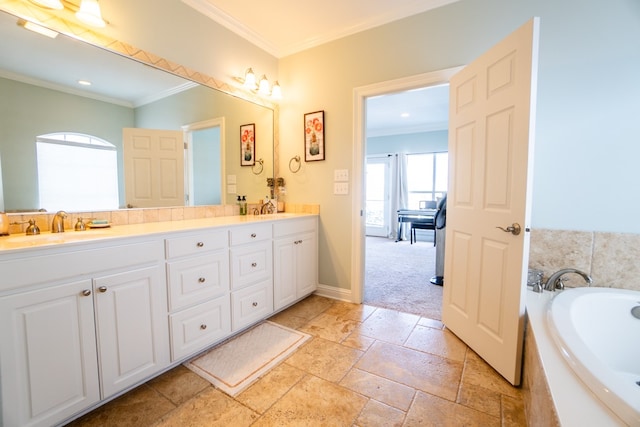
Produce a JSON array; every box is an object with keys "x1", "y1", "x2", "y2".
[
  {"x1": 365, "y1": 156, "x2": 392, "y2": 237},
  {"x1": 123, "y1": 128, "x2": 185, "y2": 208},
  {"x1": 0, "y1": 280, "x2": 99, "y2": 427},
  {"x1": 94, "y1": 266, "x2": 170, "y2": 398},
  {"x1": 443, "y1": 18, "x2": 539, "y2": 385}
]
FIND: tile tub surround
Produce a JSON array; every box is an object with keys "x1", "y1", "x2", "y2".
[
  {"x1": 66, "y1": 296, "x2": 526, "y2": 426},
  {"x1": 529, "y1": 228, "x2": 640, "y2": 292},
  {"x1": 5, "y1": 203, "x2": 320, "y2": 235}
]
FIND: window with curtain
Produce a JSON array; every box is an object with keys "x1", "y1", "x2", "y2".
[
  {"x1": 36, "y1": 132, "x2": 119, "y2": 212},
  {"x1": 406, "y1": 152, "x2": 448, "y2": 209}
]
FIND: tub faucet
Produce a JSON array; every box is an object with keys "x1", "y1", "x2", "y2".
[
  {"x1": 51, "y1": 210, "x2": 67, "y2": 233},
  {"x1": 543, "y1": 268, "x2": 592, "y2": 291}
]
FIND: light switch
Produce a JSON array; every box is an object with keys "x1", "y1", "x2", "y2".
[
  {"x1": 227, "y1": 184, "x2": 237, "y2": 194},
  {"x1": 334, "y1": 182, "x2": 349, "y2": 195},
  {"x1": 334, "y1": 169, "x2": 349, "y2": 182},
  {"x1": 227, "y1": 174, "x2": 237, "y2": 184}
]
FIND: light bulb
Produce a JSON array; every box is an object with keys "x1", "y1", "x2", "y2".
[
  {"x1": 258, "y1": 75, "x2": 270, "y2": 95},
  {"x1": 244, "y1": 68, "x2": 257, "y2": 89},
  {"x1": 271, "y1": 81, "x2": 282, "y2": 99}
]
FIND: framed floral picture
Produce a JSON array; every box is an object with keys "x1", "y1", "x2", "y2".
[
  {"x1": 304, "y1": 110, "x2": 324, "y2": 161},
  {"x1": 240, "y1": 123, "x2": 255, "y2": 166}
]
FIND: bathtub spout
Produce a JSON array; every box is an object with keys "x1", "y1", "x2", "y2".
[{"x1": 544, "y1": 268, "x2": 592, "y2": 291}]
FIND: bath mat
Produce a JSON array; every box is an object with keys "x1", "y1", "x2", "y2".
[{"x1": 184, "y1": 321, "x2": 311, "y2": 396}]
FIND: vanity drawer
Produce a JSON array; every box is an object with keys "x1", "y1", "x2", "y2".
[
  {"x1": 273, "y1": 217, "x2": 317, "y2": 237},
  {"x1": 229, "y1": 223, "x2": 272, "y2": 246},
  {"x1": 165, "y1": 230, "x2": 228, "y2": 259},
  {"x1": 169, "y1": 295, "x2": 231, "y2": 361},
  {"x1": 167, "y1": 252, "x2": 229, "y2": 311},
  {"x1": 230, "y1": 240, "x2": 272, "y2": 290},
  {"x1": 231, "y1": 279, "x2": 273, "y2": 331}
]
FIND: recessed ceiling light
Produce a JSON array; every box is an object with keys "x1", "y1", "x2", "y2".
[
  {"x1": 77, "y1": 80, "x2": 92, "y2": 86},
  {"x1": 401, "y1": 112, "x2": 410, "y2": 118}
]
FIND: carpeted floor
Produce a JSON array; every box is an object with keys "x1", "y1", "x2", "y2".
[{"x1": 364, "y1": 234, "x2": 443, "y2": 320}]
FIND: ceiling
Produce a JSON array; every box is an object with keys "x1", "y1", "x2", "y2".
[{"x1": 0, "y1": 0, "x2": 453, "y2": 134}]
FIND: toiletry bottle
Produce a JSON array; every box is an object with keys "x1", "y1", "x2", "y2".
[
  {"x1": 240, "y1": 196, "x2": 247, "y2": 215},
  {"x1": 237, "y1": 195, "x2": 242, "y2": 214}
]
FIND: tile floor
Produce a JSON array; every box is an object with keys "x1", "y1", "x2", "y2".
[{"x1": 67, "y1": 295, "x2": 527, "y2": 426}]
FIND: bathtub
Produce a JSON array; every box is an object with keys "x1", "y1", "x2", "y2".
[
  {"x1": 547, "y1": 287, "x2": 640, "y2": 426},
  {"x1": 526, "y1": 289, "x2": 631, "y2": 426}
]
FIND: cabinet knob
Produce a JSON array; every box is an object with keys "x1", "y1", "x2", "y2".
[
  {"x1": 250, "y1": 233, "x2": 257, "y2": 238},
  {"x1": 252, "y1": 302, "x2": 258, "y2": 307},
  {"x1": 82, "y1": 289, "x2": 91, "y2": 296},
  {"x1": 251, "y1": 262, "x2": 257, "y2": 267},
  {"x1": 98, "y1": 286, "x2": 107, "y2": 293},
  {"x1": 200, "y1": 324, "x2": 207, "y2": 330},
  {"x1": 197, "y1": 241, "x2": 204, "y2": 247},
  {"x1": 198, "y1": 277, "x2": 206, "y2": 283}
]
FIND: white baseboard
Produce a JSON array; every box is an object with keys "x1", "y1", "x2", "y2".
[{"x1": 314, "y1": 283, "x2": 353, "y2": 302}]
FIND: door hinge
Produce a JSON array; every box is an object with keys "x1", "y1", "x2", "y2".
[{"x1": 184, "y1": 142, "x2": 188, "y2": 149}]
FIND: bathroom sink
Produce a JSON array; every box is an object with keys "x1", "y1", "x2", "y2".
[{"x1": 2, "y1": 230, "x2": 110, "y2": 246}]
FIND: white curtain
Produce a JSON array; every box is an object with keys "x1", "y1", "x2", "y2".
[{"x1": 391, "y1": 153, "x2": 409, "y2": 240}]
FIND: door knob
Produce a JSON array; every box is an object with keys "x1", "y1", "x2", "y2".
[{"x1": 496, "y1": 223, "x2": 521, "y2": 236}]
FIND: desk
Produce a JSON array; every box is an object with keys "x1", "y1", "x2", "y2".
[{"x1": 396, "y1": 209, "x2": 436, "y2": 241}]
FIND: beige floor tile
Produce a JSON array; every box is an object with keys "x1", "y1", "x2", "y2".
[
  {"x1": 457, "y1": 382, "x2": 502, "y2": 418},
  {"x1": 68, "y1": 384, "x2": 175, "y2": 427},
  {"x1": 404, "y1": 391, "x2": 500, "y2": 427},
  {"x1": 355, "y1": 307, "x2": 419, "y2": 345},
  {"x1": 404, "y1": 325, "x2": 467, "y2": 362},
  {"x1": 355, "y1": 341, "x2": 462, "y2": 401},
  {"x1": 462, "y1": 350, "x2": 521, "y2": 399},
  {"x1": 147, "y1": 365, "x2": 210, "y2": 406},
  {"x1": 285, "y1": 337, "x2": 363, "y2": 382},
  {"x1": 356, "y1": 399, "x2": 406, "y2": 427},
  {"x1": 323, "y1": 301, "x2": 377, "y2": 321},
  {"x1": 341, "y1": 332, "x2": 376, "y2": 351},
  {"x1": 252, "y1": 375, "x2": 367, "y2": 427},
  {"x1": 276, "y1": 295, "x2": 334, "y2": 321},
  {"x1": 153, "y1": 387, "x2": 258, "y2": 427},
  {"x1": 235, "y1": 363, "x2": 306, "y2": 414},
  {"x1": 418, "y1": 317, "x2": 444, "y2": 329},
  {"x1": 268, "y1": 311, "x2": 310, "y2": 330},
  {"x1": 340, "y1": 368, "x2": 415, "y2": 411},
  {"x1": 299, "y1": 312, "x2": 360, "y2": 343},
  {"x1": 501, "y1": 394, "x2": 527, "y2": 427}
]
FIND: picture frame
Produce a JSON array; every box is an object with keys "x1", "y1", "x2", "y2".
[
  {"x1": 240, "y1": 123, "x2": 255, "y2": 166},
  {"x1": 304, "y1": 110, "x2": 325, "y2": 161}
]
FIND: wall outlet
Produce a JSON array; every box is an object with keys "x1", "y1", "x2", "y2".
[
  {"x1": 334, "y1": 182, "x2": 349, "y2": 195},
  {"x1": 334, "y1": 169, "x2": 349, "y2": 182}
]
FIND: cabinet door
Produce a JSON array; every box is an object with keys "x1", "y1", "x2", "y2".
[
  {"x1": 296, "y1": 230, "x2": 318, "y2": 297},
  {"x1": 0, "y1": 280, "x2": 99, "y2": 427},
  {"x1": 273, "y1": 237, "x2": 297, "y2": 310},
  {"x1": 94, "y1": 266, "x2": 170, "y2": 398}
]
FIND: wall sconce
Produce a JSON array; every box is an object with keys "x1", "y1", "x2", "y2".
[
  {"x1": 75, "y1": 0, "x2": 106, "y2": 28},
  {"x1": 238, "y1": 68, "x2": 282, "y2": 99}
]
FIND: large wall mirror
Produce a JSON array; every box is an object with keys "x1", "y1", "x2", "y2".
[{"x1": 0, "y1": 9, "x2": 274, "y2": 213}]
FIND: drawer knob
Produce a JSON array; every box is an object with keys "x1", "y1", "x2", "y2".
[
  {"x1": 197, "y1": 242, "x2": 204, "y2": 247},
  {"x1": 250, "y1": 233, "x2": 257, "y2": 238},
  {"x1": 200, "y1": 324, "x2": 207, "y2": 330},
  {"x1": 82, "y1": 289, "x2": 91, "y2": 297},
  {"x1": 251, "y1": 262, "x2": 257, "y2": 267},
  {"x1": 98, "y1": 286, "x2": 107, "y2": 293},
  {"x1": 198, "y1": 277, "x2": 206, "y2": 283},
  {"x1": 252, "y1": 302, "x2": 258, "y2": 307}
]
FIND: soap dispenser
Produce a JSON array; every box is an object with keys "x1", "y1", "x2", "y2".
[{"x1": 240, "y1": 196, "x2": 247, "y2": 215}]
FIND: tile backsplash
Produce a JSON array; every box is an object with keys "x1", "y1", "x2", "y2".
[
  {"x1": 6, "y1": 203, "x2": 320, "y2": 235},
  {"x1": 529, "y1": 228, "x2": 640, "y2": 291}
]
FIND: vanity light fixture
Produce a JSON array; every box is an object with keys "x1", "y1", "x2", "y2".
[
  {"x1": 76, "y1": 0, "x2": 106, "y2": 28},
  {"x1": 271, "y1": 81, "x2": 282, "y2": 99},
  {"x1": 18, "y1": 19, "x2": 59, "y2": 38},
  {"x1": 243, "y1": 68, "x2": 257, "y2": 90},
  {"x1": 258, "y1": 75, "x2": 270, "y2": 95},
  {"x1": 29, "y1": 0, "x2": 64, "y2": 9},
  {"x1": 238, "y1": 68, "x2": 282, "y2": 99}
]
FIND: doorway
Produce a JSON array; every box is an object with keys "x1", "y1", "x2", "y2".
[{"x1": 351, "y1": 67, "x2": 463, "y2": 309}]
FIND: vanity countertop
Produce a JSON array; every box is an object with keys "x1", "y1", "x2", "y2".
[{"x1": 0, "y1": 213, "x2": 316, "y2": 254}]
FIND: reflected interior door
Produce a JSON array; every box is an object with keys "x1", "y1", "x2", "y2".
[
  {"x1": 365, "y1": 156, "x2": 391, "y2": 237},
  {"x1": 443, "y1": 18, "x2": 539, "y2": 385},
  {"x1": 123, "y1": 128, "x2": 185, "y2": 208}
]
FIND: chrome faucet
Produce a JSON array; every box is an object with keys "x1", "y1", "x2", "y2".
[
  {"x1": 51, "y1": 211, "x2": 67, "y2": 233},
  {"x1": 542, "y1": 268, "x2": 592, "y2": 292}
]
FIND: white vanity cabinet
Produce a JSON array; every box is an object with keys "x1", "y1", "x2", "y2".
[
  {"x1": 0, "y1": 240, "x2": 169, "y2": 427},
  {"x1": 229, "y1": 223, "x2": 274, "y2": 330},
  {"x1": 273, "y1": 217, "x2": 318, "y2": 310},
  {"x1": 165, "y1": 230, "x2": 231, "y2": 361}
]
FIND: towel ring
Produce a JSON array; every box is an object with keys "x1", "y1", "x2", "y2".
[
  {"x1": 289, "y1": 155, "x2": 301, "y2": 173},
  {"x1": 252, "y1": 158, "x2": 264, "y2": 175}
]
